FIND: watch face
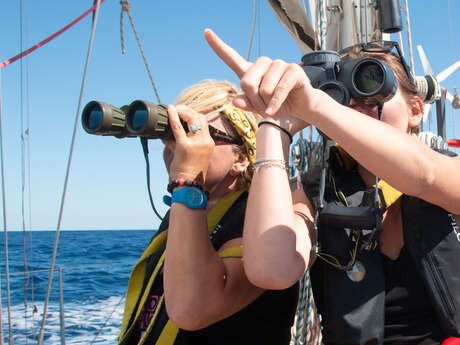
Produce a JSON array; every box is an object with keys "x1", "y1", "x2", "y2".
[{"x1": 185, "y1": 188, "x2": 205, "y2": 207}]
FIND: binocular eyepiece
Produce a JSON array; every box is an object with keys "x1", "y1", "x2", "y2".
[
  {"x1": 302, "y1": 51, "x2": 397, "y2": 106},
  {"x1": 81, "y1": 100, "x2": 174, "y2": 139}
]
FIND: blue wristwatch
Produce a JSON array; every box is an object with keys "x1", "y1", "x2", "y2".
[{"x1": 167, "y1": 187, "x2": 207, "y2": 209}]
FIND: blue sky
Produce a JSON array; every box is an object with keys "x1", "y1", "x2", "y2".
[{"x1": 0, "y1": 1, "x2": 459, "y2": 230}]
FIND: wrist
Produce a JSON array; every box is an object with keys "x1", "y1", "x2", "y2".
[
  {"x1": 258, "y1": 120, "x2": 293, "y2": 144},
  {"x1": 171, "y1": 187, "x2": 208, "y2": 209},
  {"x1": 167, "y1": 178, "x2": 207, "y2": 194}
]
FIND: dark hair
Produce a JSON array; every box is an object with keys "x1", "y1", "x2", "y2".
[{"x1": 346, "y1": 50, "x2": 422, "y2": 133}]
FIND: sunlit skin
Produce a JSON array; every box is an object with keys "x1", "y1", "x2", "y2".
[
  {"x1": 162, "y1": 113, "x2": 237, "y2": 205},
  {"x1": 161, "y1": 103, "x2": 264, "y2": 331},
  {"x1": 203, "y1": 28, "x2": 460, "y2": 289}
]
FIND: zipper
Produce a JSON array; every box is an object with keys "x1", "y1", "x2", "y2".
[{"x1": 425, "y1": 251, "x2": 456, "y2": 317}]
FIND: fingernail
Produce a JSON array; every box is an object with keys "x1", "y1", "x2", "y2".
[{"x1": 265, "y1": 107, "x2": 273, "y2": 115}]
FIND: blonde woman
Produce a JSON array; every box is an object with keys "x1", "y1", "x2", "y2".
[{"x1": 118, "y1": 80, "x2": 299, "y2": 345}]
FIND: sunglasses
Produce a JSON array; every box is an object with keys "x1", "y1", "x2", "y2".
[
  {"x1": 339, "y1": 41, "x2": 416, "y2": 88},
  {"x1": 208, "y1": 125, "x2": 243, "y2": 145}
]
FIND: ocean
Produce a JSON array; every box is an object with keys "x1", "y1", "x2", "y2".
[{"x1": 0, "y1": 230, "x2": 156, "y2": 344}]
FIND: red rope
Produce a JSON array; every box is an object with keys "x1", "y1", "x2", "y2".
[{"x1": 0, "y1": 0, "x2": 105, "y2": 69}]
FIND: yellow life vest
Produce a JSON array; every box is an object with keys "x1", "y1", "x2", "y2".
[{"x1": 118, "y1": 189, "x2": 246, "y2": 345}]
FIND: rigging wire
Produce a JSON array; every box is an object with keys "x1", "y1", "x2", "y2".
[
  {"x1": 257, "y1": 0, "x2": 261, "y2": 58},
  {"x1": 37, "y1": 1, "x2": 103, "y2": 344},
  {"x1": 247, "y1": 0, "x2": 257, "y2": 61},
  {"x1": 402, "y1": 0, "x2": 415, "y2": 77},
  {"x1": 120, "y1": 0, "x2": 165, "y2": 221},
  {"x1": 89, "y1": 293, "x2": 126, "y2": 345},
  {"x1": 0, "y1": 278, "x2": 3, "y2": 345},
  {"x1": 0, "y1": 71, "x2": 13, "y2": 345},
  {"x1": 120, "y1": 0, "x2": 161, "y2": 104},
  {"x1": 19, "y1": 1, "x2": 32, "y2": 343},
  {"x1": 447, "y1": 0, "x2": 457, "y2": 144}
]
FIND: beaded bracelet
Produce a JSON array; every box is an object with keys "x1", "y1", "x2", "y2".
[
  {"x1": 253, "y1": 158, "x2": 289, "y2": 173},
  {"x1": 258, "y1": 121, "x2": 293, "y2": 144},
  {"x1": 167, "y1": 179, "x2": 206, "y2": 194}
]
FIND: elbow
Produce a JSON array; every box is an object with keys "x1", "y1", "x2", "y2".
[
  {"x1": 166, "y1": 300, "x2": 209, "y2": 331},
  {"x1": 243, "y1": 252, "x2": 305, "y2": 290},
  {"x1": 411, "y1": 160, "x2": 437, "y2": 198}
]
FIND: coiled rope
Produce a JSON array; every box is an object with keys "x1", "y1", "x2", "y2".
[
  {"x1": 37, "y1": 1, "x2": 103, "y2": 344},
  {"x1": 291, "y1": 270, "x2": 322, "y2": 345}
]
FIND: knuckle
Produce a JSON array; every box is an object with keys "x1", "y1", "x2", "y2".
[
  {"x1": 259, "y1": 84, "x2": 273, "y2": 99},
  {"x1": 256, "y1": 56, "x2": 271, "y2": 64},
  {"x1": 240, "y1": 78, "x2": 257, "y2": 94},
  {"x1": 272, "y1": 59, "x2": 286, "y2": 67}
]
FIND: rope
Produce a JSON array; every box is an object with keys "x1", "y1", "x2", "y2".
[
  {"x1": 0, "y1": 0, "x2": 106, "y2": 70},
  {"x1": 291, "y1": 270, "x2": 322, "y2": 345},
  {"x1": 19, "y1": 1, "x2": 31, "y2": 343},
  {"x1": 247, "y1": 0, "x2": 257, "y2": 61},
  {"x1": 318, "y1": 0, "x2": 327, "y2": 49},
  {"x1": 0, "y1": 275, "x2": 3, "y2": 345},
  {"x1": 447, "y1": 0, "x2": 458, "y2": 146},
  {"x1": 120, "y1": 0, "x2": 161, "y2": 104},
  {"x1": 1, "y1": 260, "x2": 138, "y2": 277},
  {"x1": 402, "y1": 0, "x2": 415, "y2": 77},
  {"x1": 89, "y1": 293, "x2": 126, "y2": 344},
  {"x1": 37, "y1": 2, "x2": 103, "y2": 344},
  {"x1": 0, "y1": 70, "x2": 14, "y2": 345},
  {"x1": 120, "y1": 0, "x2": 129, "y2": 54}
]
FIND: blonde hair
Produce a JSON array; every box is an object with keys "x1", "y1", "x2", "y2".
[{"x1": 174, "y1": 80, "x2": 260, "y2": 184}]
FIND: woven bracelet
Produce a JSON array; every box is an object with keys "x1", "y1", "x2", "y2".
[
  {"x1": 167, "y1": 179, "x2": 206, "y2": 194},
  {"x1": 258, "y1": 121, "x2": 293, "y2": 144}
]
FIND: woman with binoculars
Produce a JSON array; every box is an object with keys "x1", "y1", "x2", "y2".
[
  {"x1": 205, "y1": 28, "x2": 460, "y2": 344},
  {"x1": 117, "y1": 80, "x2": 299, "y2": 345}
]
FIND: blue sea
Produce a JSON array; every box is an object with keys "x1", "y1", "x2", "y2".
[{"x1": 0, "y1": 230, "x2": 156, "y2": 344}]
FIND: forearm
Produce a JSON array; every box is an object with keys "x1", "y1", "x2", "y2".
[
  {"x1": 243, "y1": 124, "x2": 309, "y2": 289},
  {"x1": 163, "y1": 204, "x2": 227, "y2": 328},
  {"x1": 308, "y1": 92, "x2": 460, "y2": 212}
]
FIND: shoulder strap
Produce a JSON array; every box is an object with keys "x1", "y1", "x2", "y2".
[{"x1": 118, "y1": 188, "x2": 247, "y2": 345}]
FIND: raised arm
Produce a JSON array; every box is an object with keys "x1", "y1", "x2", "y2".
[
  {"x1": 204, "y1": 29, "x2": 460, "y2": 214},
  {"x1": 243, "y1": 117, "x2": 314, "y2": 290},
  {"x1": 163, "y1": 105, "x2": 263, "y2": 330}
]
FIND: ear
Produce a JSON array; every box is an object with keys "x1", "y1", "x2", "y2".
[
  {"x1": 230, "y1": 150, "x2": 249, "y2": 177},
  {"x1": 408, "y1": 98, "x2": 423, "y2": 129}
]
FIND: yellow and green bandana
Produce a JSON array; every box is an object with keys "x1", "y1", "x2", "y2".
[{"x1": 220, "y1": 106, "x2": 257, "y2": 165}]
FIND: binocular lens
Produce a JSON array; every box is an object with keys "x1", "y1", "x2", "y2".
[
  {"x1": 86, "y1": 103, "x2": 103, "y2": 131},
  {"x1": 129, "y1": 103, "x2": 148, "y2": 132},
  {"x1": 354, "y1": 62, "x2": 385, "y2": 94}
]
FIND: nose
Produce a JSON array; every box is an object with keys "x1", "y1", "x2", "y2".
[{"x1": 349, "y1": 99, "x2": 378, "y2": 116}]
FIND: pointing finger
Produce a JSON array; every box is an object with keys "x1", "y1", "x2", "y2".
[{"x1": 204, "y1": 28, "x2": 250, "y2": 79}]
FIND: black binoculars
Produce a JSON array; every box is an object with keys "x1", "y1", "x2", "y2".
[
  {"x1": 81, "y1": 100, "x2": 173, "y2": 139},
  {"x1": 302, "y1": 51, "x2": 397, "y2": 106}
]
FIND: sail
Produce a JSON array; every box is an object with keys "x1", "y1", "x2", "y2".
[
  {"x1": 265, "y1": 0, "x2": 316, "y2": 53},
  {"x1": 266, "y1": 0, "x2": 385, "y2": 53}
]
